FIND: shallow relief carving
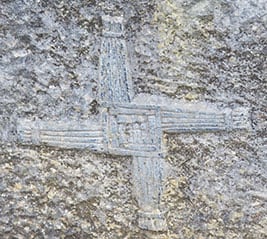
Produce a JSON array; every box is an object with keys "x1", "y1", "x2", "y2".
[{"x1": 17, "y1": 16, "x2": 251, "y2": 231}]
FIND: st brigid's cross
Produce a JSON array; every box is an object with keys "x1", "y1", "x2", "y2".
[{"x1": 17, "y1": 16, "x2": 251, "y2": 231}]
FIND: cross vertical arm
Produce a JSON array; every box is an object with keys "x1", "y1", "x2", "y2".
[{"x1": 98, "y1": 15, "x2": 133, "y2": 104}]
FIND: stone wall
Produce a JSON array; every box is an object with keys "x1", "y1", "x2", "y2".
[{"x1": 0, "y1": 0, "x2": 266, "y2": 238}]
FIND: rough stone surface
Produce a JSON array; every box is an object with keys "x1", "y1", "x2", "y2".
[{"x1": 0, "y1": 0, "x2": 266, "y2": 238}]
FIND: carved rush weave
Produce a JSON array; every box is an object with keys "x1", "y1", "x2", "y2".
[{"x1": 17, "y1": 16, "x2": 251, "y2": 231}]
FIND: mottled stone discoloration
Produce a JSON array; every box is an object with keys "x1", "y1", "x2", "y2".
[
  {"x1": 15, "y1": 15, "x2": 252, "y2": 232},
  {"x1": 0, "y1": 0, "x2": 266, "y2": 238}
]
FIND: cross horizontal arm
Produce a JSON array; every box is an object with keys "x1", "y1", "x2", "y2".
[
  {"x1": 17, "y1": 119, "x2": 104, "y2": 151},
  {"x1": 161, "y1": 107, "x2": 250, "y2": 133}
]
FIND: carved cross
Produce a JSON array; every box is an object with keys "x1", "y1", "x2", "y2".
[{"x1": 17, "y1": 16, "x2": 250, "y2": 231}]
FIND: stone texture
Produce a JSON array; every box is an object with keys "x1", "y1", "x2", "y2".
[{"x1": 0, "y1": 0, "x2": 266, "y2": 238}]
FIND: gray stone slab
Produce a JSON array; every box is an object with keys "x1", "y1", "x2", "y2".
[{"x1": 15, "y1": 15, "x2": 252, "y2": 232}]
